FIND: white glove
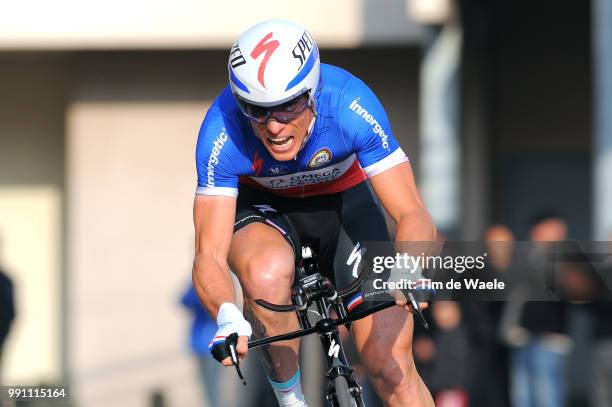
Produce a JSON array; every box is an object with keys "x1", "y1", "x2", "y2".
[{"x1": 208, "y1": 303, "x2": 252, "y2": 360}]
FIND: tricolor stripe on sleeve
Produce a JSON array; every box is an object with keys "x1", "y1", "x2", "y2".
[{"x1": 362, "y1": 148, "x2": 409, "y2": 178}]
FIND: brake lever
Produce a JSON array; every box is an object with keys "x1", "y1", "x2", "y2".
[
  {"x1": 227, "y1": 333, "x2": 247, "y2": 385},
  {"x1": 406, "y1": 291, "x2": 429, "y2": 330}
]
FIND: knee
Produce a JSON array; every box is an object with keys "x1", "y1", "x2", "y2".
[
  {"x1": 369, "y1": 358, "x2": 407, "y2": 391},
  {"x1": 364, "y1": 347, "x2": 419, "y2": 400},
  {"x1": 243, "y1": 250, "x2": 294, "y2": 302}
]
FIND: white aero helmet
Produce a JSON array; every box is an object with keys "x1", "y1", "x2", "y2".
[{"x1": 228, "y1": 19, "x2": 320, "y2": 107}]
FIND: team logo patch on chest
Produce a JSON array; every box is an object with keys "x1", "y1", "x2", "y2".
[{"x1": 307, "y1": 148, "x2": 332, "y2": 168}]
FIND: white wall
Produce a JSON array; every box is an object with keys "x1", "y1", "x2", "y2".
[
  {"x1": 0, "y1": 0, "x2": 422, "y2": 49},
  {"x1": 66, "y1": 101, "x2": 206, "y2": 406},
  {"x1": 0, "y1": 54, "x2": 66, "y2": 385},
  {"x1": 0, "y1": 187, "x2": 62, "y2": 384}
]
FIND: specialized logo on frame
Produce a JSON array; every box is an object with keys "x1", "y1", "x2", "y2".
[{"x1": 328, "y1": 339, "x2": 340, "y2": 358}]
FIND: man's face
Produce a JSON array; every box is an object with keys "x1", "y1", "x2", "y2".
[
  {"x1": 530, "y1": 218, "x2": 568, "y2": 242},
  {"x1": 247, "y1": 95, "x2": 314, "y2": 161}
]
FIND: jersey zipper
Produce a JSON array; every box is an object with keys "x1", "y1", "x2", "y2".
[{"x1": 293, "y1": 154, "x2": 305, "y2": 198}]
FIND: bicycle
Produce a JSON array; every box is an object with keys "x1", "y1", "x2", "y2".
[{"x1": 222, "y1": 245, "x2": 429, "y2": 407}]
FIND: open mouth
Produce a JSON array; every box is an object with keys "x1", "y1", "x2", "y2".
[{"x1": 266, "y1": 136, "x2": 295, "y2": 152}]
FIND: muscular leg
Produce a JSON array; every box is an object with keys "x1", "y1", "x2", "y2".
[
  {"x1": 334, "y1": 183, "x2": 433, "y2": 405},
  {"x1": 351, "y1": 306, "x2": 434, "y2": 407},
  {"x1": 228, "y1": 222, "x2": 300, "y2": 382}
]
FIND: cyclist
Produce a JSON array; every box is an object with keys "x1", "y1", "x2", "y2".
[{"x1": 193, "y1": 19, "x2": 436, "y2": 407}]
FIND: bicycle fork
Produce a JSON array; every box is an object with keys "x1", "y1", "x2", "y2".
[
  {"x1": 319, "y1": 329, "x2": 364, "y2": 405},
  {"x1": 295, "y1": 295, "x2": 365, "y2": 406}
]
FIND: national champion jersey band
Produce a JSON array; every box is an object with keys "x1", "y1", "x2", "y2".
[{"x1": 195, "y1": 64, "x2": 409, "y2": 198}]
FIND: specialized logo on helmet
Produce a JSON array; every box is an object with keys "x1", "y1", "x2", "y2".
[
  {"x1": 292, "y1": 31, "x2": 315, "y2": 70},
  {"x1": 251, "y1": 32, "x2": 280, "y2": 89},
  {"x1": 229, "y1": 44, "x2": 246, "y2": 68},
  {"x1": 229, "y1": 20, "x2": 320, "y2": 104},
  {"x1": 307, "y1": 148, "x2": 332, "y2": 168}
]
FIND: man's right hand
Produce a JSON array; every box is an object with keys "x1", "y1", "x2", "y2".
[{"x1": 208, "y1": 303, "x2": 252, "y2": 366}]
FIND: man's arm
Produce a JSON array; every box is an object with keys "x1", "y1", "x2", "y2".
[
  {"x1": 369, "y1": 161, "x2": 436, "y2": 243},
  {"x1": 370, "y1": 161, "x2": 436, "y2": 311},
  {"x1": 192, "y1": 194, "x2": 237, "y2": 319},
  {"x1": 193, "y1": 194, "x2": 253, "y2": 364}
]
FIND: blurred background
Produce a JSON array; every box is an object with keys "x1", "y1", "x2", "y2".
[{"x1": 0, "y1": 0, "x2": 610, "y2": 406}]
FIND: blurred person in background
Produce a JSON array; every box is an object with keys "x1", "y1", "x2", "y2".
[
  {"x1": 457, "y1": 224, "x2": 515, "y2": 407},
  {"x1": 181, "y1": 282, "x2": 275, "y2": 407},
  {"x1": 412, "y1": 317, "x2": 435, "y2": 395},
  {"x1": 476, "y1": 224, "x2": 514, "y2": 407},
  {"x1": 428, "y1": 301, "x2": 470, "y2": 407},
  {"x1": 485, "y1": 225, "x2": 515, "y2": 271},
  {"x1": 0, "y1": 235, "x2": 16, "y2": 385},
  {"x1": 588, "y1": 234, "x2": 612, "y2": 407},
  {"x1": 590, "y1": 301, "x2": 612, "y2": 407},
  {"x1": 501, "y1": 213, "x2": 571, "y2": 407},
  {"x1": 433, "y1": 225, "x2": 514, "y2": 405},
  {"x1": 181, "y1": 284, "x2": 223, "y2": 406}
]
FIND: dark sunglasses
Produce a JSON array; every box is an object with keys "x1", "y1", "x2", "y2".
[{"x1": 239, "y1": 93, "x2": 311, "y2": 124}]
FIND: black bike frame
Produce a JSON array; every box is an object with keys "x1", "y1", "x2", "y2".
[
  {"x1": 246, "y1": 246, "x2": 426, "y2": 405},
  {"x1": 248, "y1": 279, "x2": 396, "y2": 405},
  {"x1": 248, "y1": 258, "x2": 397, "y2": 405}
]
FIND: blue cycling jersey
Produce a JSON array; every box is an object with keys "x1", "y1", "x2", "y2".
[{"x1": 195, "y1": 64, "x2": 408, "y2": 198}]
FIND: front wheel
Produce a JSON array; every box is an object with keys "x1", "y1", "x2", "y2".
[{"x1": 334, "y1": 376, "x2": 359, "y2": 407}]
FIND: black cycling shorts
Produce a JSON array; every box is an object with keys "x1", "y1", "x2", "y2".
[{"x1": 233, "y1": 181, "x2": 392, "y2": 313}]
